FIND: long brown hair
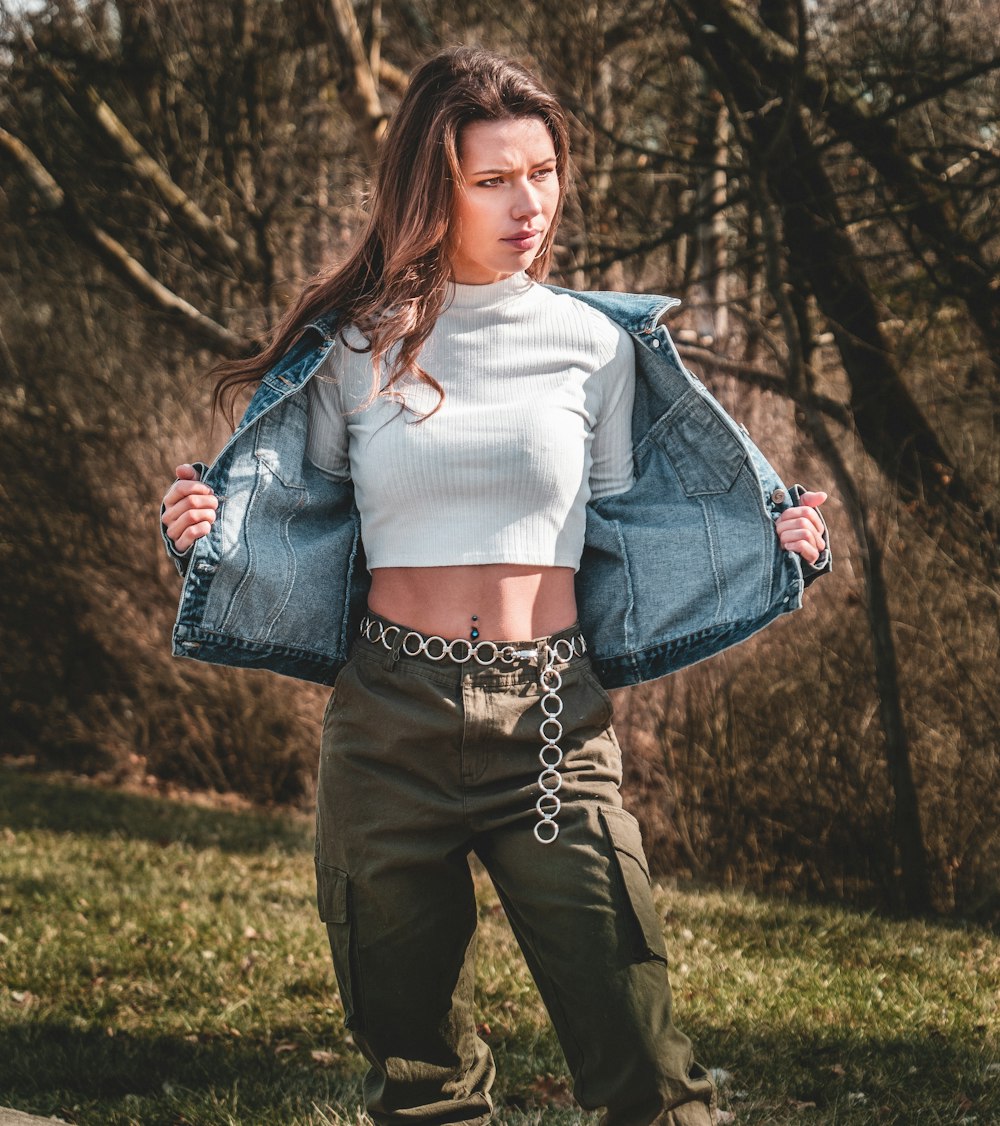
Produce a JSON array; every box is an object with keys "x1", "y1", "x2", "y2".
[{"x1": 213, "y1": 46, "x2": 571, "y2": 423}]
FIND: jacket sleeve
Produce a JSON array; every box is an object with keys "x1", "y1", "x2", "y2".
[
  {"x1": 159, "y1": 460, "x2": 210, "y2": 578},
  {"x1": 788, "y1": 483, "x2": 832, "y2": 587}
]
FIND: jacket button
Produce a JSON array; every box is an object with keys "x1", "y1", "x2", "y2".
[
  {"x1": 771, "y1": 488, "x2": 786, "y2": 504},
  {"x1": 650, "y1": 338, "x2": 661, "y2": 348}
]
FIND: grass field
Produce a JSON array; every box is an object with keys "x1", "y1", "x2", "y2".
[{"x1": 1, "y1": 767, "x2": 997, "y2": 1125}]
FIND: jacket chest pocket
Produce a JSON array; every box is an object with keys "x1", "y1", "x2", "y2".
[{"x1": 646, "y1": 387, "x2": 747, "y2": 497}]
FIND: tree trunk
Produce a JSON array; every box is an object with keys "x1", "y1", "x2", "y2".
[
  {"x1": 671, "y1": 0, "x2": 997, "y2": 575},
  {"x1": 804, "y1": 413, "x2": 933, "y2": 914},
  {"x1": 673, "y1": 0, "x2": 934, "y2": 910},
  {"x1": 692, "y1": 92, "x2": 730, "y2": 345}
]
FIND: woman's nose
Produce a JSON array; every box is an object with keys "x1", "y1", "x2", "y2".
[{"x1": 511, "y1": 182, "x2": 543, "y2": 219}]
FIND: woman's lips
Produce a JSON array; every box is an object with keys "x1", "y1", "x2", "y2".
[{"x1": 503, "y1": 231, "x2": 542, "y2": 251}]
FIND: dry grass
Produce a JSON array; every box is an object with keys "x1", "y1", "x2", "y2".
[{"x1": 1, "y1": 769, "x2": 998, "y2": 1125}]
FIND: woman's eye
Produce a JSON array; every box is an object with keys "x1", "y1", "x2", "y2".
[{"x1": 477, "y1": 177, "x2": 504, "y2": 187}]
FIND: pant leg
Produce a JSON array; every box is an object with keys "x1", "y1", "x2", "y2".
[
  {"x1": 471, "y1": 661, "x2": 716, "y2": 1126},
  {"x1": 315, "y1": 647, "x2": 495, "y2": 1125}
]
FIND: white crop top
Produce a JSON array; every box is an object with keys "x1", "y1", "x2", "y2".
[{"x1": 305, "y1": 271, "x2": 635, "y2": 572}]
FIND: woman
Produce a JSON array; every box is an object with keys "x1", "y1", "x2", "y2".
[{"x1": 161, "y1": 46, "x2": 828, "y2": 1126}]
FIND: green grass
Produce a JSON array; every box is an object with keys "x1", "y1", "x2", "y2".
[{"x1": 1, "y1": 768, "x2": 997, "y2": 1125}]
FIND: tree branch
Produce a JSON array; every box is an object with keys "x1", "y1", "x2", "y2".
[
  {"x1": 871, "y1": 54, "x2": 1000, "y2": 124},
  {"x1": 676, "y1": 341, "x2": 852, "y2": 426},
  {"x1": 0, "y1": 126, "x2": 250, "y2": 358},
  {"x1": 674, "y1": 0, "x2": 998, "y2": 573},
  {"x1": 40, "y1": 60, "x2": 261, "y2": 278},
  {"x1": 378, "y1": 56, "x2": 408, "y2": 94},
  {"x1": 568, "y1": 185, "x2": 750, "y2": 275},
  {"x1": 698, "y1": 0, "x2": 1000, "y2": 366},
  {"x1": 320, "y1": 0, "x2": 387, "y2": 160}
]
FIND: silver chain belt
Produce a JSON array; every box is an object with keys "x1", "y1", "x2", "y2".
[{"x1": 358, "y1": 615, "x2": 587, "y2": 844}]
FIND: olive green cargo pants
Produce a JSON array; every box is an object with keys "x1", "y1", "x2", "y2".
[{"x1": 314, "y1": 623, "x2": 716, "y2": 1126}]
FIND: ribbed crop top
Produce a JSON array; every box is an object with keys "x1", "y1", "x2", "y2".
[{"x1": 305, "y1": 271, "x2": 636, "y2": 572}]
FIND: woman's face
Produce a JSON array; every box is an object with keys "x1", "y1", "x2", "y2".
[{"x1": 448, "y1": 116, "x2": 560, "y2": 285}]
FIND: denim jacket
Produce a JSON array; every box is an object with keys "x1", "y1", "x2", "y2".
[{"x1": 163, "y1": 287, "x2": 830, "y2": 689}]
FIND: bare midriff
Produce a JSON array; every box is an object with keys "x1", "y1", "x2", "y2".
[{"x1": 368, "y1": 564, "x2": 579, "y2": 641}]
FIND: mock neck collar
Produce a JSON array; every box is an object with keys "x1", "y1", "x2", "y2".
[{"x1": 445, "y1": 271, "x2": 534, "y2": 311}]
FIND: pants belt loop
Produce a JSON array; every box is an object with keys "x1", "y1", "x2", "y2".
[{"x1": 536, "y1": 638, "x2": 550, "y2": 682}]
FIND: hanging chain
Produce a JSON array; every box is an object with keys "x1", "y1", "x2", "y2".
[
  {"x1": 534, "y1": 646, "x2": 565, "y2": 844},
  {"x1": 360, "y1": 615, "x2": 585, "y2": 845}
]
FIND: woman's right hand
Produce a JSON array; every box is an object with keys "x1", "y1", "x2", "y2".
[{"x1": 161, "y1": 463, "x2": 219, "y2": 553}]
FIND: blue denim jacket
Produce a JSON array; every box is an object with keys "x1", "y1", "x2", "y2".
[{"x1": 163, "y1": 287, "x2": 829, "y2": 689}]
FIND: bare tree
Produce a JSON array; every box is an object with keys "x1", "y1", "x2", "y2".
[{"x1": 1, "y1": 0, "x2": 996, "y2": 915}]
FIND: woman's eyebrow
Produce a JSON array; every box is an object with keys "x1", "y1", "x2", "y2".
[{"x1": 469, "y1": 159, "x2": 557, "y2": 175}]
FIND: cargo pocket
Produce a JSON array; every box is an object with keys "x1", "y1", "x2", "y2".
[
  {"x1": 599, "y1": 806, "x2": 669, "y2": 965},
  {"x1": 314, "y1": 860, "x2": 363, "y2": 1030}
]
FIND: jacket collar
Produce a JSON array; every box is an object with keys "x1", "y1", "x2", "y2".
[
  {"x1": 544, "y1": 285, "x2": 680, "y2": 335},
  {"x1": 307, "y1": 309, "x2": 340, "y2": 338}
]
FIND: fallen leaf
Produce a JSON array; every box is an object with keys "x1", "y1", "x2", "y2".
[
  {"x1": 527, "y1": 1073, "x2": 574, "y2": 1107},
  {"x1": 310, "y1": 1049, "x2": 341, "y2": 1066}
]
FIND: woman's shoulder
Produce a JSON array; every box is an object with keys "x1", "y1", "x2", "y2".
[
  {"x1": 536, "y1": 286, "x2": 633, "y2": 369},
  {"x1": 537, "y1": 284, "x2": 630, "y2": 342}
]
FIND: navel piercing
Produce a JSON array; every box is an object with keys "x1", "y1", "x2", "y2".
[{"x1": 470, "y1": 614, "x2": 479, "y2": 641}]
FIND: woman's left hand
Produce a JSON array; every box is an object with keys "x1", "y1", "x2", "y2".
[{"x1": 775, "y1": 490, "x2": 828, "y2": 565}]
